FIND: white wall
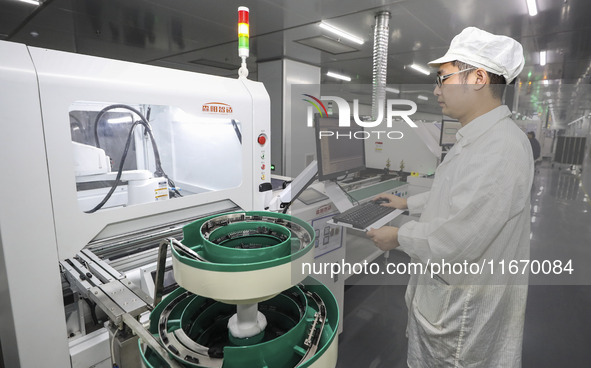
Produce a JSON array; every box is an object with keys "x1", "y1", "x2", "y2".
[
  {"x1": 259, "y1": 59, "x2": 320, "y2": 177},
  {"x1": 283, "y1": 60, "x2": 320, "y2": 177}
]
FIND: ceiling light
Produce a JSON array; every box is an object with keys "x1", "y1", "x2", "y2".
[
  {"x1": 418, "y1": 95, "x2": 429, "y2": 101},
  {"x1": 326, "y1": 71, "x2": 351, "y2": 82},
  {"x1": 18, "y1": 0, "x2": 40, "y2": 5},
  {"x1": 386, "y1": 87, "x2": 400, "y2": 94},
  {"x1": 410, "y1": 63, "x2": 430, "y2": 76},
  {"x1": 319, "y1": 22, "x2": 364, "y2": 45},
  {"x1": 526, "y1": 0, "x2": 538, "y2": 16},
  {"x1": 539, "y1": 51, "x2": 546, "y2": 66}
]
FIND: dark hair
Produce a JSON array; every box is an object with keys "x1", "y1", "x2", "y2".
[
  {"x1": 451, "y1": 60, "x2": 506, "y2": 100},
  {"x1": 528, "y1": 131, "x2": 535, "y2": 138}
]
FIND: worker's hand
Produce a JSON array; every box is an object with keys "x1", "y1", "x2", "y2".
[
  {"x1": 366, "y1": 226, "x2": 400, "y2": 251},
  {"x1": 373, "y1": 193, "x2": 408, "y2": 209}
]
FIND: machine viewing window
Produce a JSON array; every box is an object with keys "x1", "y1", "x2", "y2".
[
  {"x1": 314, "y1": 114, "x2": 365, "y2": 181},
  {"x1": 69, "y1": 102, "x2": 243, "y2": 213}
]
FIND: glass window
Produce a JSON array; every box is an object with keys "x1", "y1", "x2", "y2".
[{"x1": 69, "y1": 102, "x2": 243, "y2": 212}]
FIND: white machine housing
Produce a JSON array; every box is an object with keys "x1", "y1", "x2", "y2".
[{"x1": 0, "y1": 40, "x2": 270, "y2": 368}]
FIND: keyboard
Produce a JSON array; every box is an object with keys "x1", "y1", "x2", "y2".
[{"x1": 331, "y1": 201, "x2": 397, "y2": 230}]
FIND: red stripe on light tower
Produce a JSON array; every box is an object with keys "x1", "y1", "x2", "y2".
[{"x1": 238, "y1": 8, "x2": 249, "y2": 24}]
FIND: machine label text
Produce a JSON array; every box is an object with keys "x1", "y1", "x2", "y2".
[{"x1": 202, "y1": 102, "x2": 233, "y2": 114}]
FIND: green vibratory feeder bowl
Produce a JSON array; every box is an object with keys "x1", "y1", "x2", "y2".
[{"x1": 139, "y1": 211, "x2": 340, "y2": 368}]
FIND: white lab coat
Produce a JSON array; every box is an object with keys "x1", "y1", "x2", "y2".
[{"x1": 397, "y1": 105, "x2": 534, "y2": 368}]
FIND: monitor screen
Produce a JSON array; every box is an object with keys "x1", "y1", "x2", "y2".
[
  {"x1": 315, "y1": 114, "x2": 365, "y2": 181},
  {"x1": 439, "y1": 119, "x2": 462, "y2": 146}
]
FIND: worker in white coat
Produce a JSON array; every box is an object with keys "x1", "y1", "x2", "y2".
[{"x1": 367, "y1": 27, "x2": 533, "y2": 367}]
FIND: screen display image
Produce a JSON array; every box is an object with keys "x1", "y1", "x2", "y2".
[
  {"x1": 439, "y1": 119, "x2": 463, "y2": 146},
  {"x1": 315, "y1": 115, "x2": 365, "y2": 181}
]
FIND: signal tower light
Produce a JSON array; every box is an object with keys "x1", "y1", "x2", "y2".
[{"x1": 238, "y1": 6, "x2": 250, "y2": 78}]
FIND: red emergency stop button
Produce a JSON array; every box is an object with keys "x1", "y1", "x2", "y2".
[{"x1": 257, "y1": 134, "x2": 267, "y2": 145}]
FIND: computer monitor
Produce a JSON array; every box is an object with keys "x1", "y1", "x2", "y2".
[
  {"x1": 314, "y1": 114, "x2": 365, "y2": 181},
  {"x1": 439, "y1": 119, "x2": 462, "y2": 146}
]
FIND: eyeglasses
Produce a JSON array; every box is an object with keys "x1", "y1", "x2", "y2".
[{"x1": 435, "y1": 68, "x2": 476, "y2": 87}]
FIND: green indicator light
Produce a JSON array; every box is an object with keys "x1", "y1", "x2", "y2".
[
  {"x1": 239, "y1": 37, "x2": 249, "y2": 49},
  {"x1": 271, "y1": 164, "x2": 275, "y2": 171}
]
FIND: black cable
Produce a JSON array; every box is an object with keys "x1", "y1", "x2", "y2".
[
  {"x1": 93, "y1": 105, "x2": 165, "y2": 177},
  {"x1": 94, "y1": 104, "x2": 133, "y2": 149},
  {"x1": 83, "y1": 298, "x2": 99, "y2": 326},
  {"x1": 231, "y1": 119, "x2": 242, "y2": 144},
  {"x1": 167, "y1": 176, "x2": 182, "y2": 198},
  {"x1": 88, "y1": 104, "x2": 182, "y2": 213},
  {"x1": 335, "y1": 173, "x2": 349, "y2": 182},
  {"x1": 85, "y1": 120, "x2": 141, "y2": 213}
]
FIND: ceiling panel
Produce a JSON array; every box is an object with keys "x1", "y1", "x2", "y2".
[
  {"x1": 295, "y1": 36, "x2": 359, "y2": 55},
  {"x1": 1, "y1": 0, "x2": 590, "y2": 123}
]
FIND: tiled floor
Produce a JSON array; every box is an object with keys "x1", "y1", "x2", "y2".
[{"x1": 336, "y1": 160, "x2": 591, "y2": 368}]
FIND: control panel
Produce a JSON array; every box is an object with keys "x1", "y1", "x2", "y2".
[
  {"x1": 258, "y1": 133, "x2": 268, "y2": 181},
  {"x1": 311, "y1": 208, "x2": 344, "y2": 258}
]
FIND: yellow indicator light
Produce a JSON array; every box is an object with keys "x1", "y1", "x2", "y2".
[{"x1": 238, "y1": 23, "x2": 249, "y2": 37}]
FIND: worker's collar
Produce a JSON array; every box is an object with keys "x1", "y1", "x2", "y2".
[{"x1": 456, "y1": 105, "x2": 512, "y2": 146}]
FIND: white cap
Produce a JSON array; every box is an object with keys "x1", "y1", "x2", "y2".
[{"x1": 428, "y1": 27, "x2": 525, "y2": 84}]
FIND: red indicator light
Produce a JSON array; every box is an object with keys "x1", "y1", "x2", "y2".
[{"x1": 238, "y1": 8, "x2": 249, "y2": 24}]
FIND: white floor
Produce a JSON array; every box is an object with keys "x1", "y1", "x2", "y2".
[{"x1": 336, "y1": 158, "x2": 591, "y2": 368}]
